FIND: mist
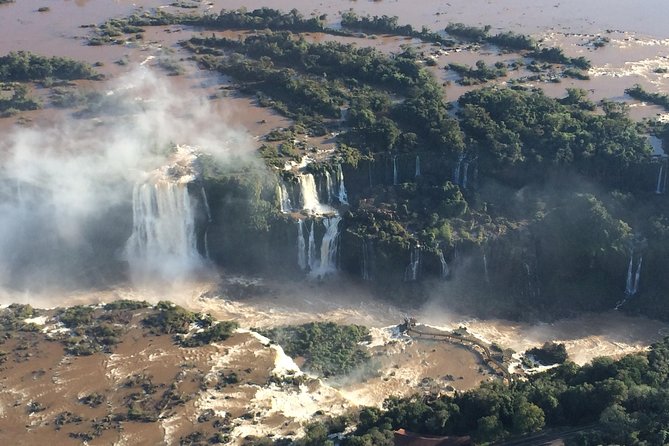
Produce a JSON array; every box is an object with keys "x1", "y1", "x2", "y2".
[{"x1": 0, "y1": 66, "x2": 253, "y2": 292}]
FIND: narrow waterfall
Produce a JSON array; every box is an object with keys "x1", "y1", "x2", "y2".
[
  {"x1": 656, "y1": 165, "x2": 664, "y2": 194},
  {"x1": 297, "y1": 220, "x2": 306, "y2": 270},
  {"x1": 311, "y1": 216, "x2": 342, "y2": 277},
  {"x1": 462, "y1": 161, "x2": 469, "y2": 189},
  {"x1": 200, "y1": 187, "x2": 212, "y2": 222},
  {"x1": 361, "y1": 238, "x2": 371, "y2": 280},
  {"x1": 125, "y1": 146, "x2": 202, "y2": 278},
  {"x1": 337, "y1": 164, "x2": 349, "y2": 205},
  {"x1": 437, "y1": 249, "x2": 449, "y2": 279},
  {"x1": 404, "y1": 246, "x2": 420, "y2": 282},
  {"x1": 632, "y1": 256, "x2": 642, "y2": 295},
  {"x1": 324, "y1": 170, "x2": 334, "y2": 203},
  {"x1": 415, "y1": 155, "x2": 421, "y2": 178},
  {"x1": 279, "y1": 182, "x2": 292, "y2": 213},
  {"x1": 307, "y1": 221, "x2": 316, "y2": 271},
  {"x1": 299, "y1": 174, "x2": 320, "y2": 212},
  {"x1": 393, "y1": 155, "x2": 399, "y2": 186},
  {"x1": 453, "y1": 154, "x2": 463, "y2": 185},
  {"x1": 625, "y1": 254, "x2": 634, "y2": 295},
  {"x1": 482, "y1": 251, "x2": 490, "y2": 283}
]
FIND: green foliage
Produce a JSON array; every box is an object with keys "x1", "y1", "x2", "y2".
[
  {"x1": 0, "y1": 51, "x2": 99, "y2": 81},
  {"x1": 142, "y1": 301, "x2": 198, "y2": 335},
  {"x1": 58, "y1": 306, "x2": 95, "y2": 328},
  {"x1": 345, "y1": 336, "x2": 669, "y2": 444},
  {"x1": 527, "y1": 342, "x2": 569, "y2": 365},
  {"x1": 340, "y1": 12, "x2": 454, "y2": 46},
  {"x1": 261, "y1": 322, "x2": 372, "y2": 377},
  {"x1": 626, "y1": 83, "x2": 669, "y2": 112},
  {"x1": 180, "y1": 321, "x2": 239, "y2": 347},
  {"x1": 447, "y1": 60, "x2": 508, "y2": 85},
  {"x1": 104, "y1": 299, "x2": 150, "y2": 311}
]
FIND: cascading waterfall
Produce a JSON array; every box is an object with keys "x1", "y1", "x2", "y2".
[
  {"x1": 368, "y1": 162, "x2": 373, "y2": 188},
  {"x1": 656, "y1": 164, "x2": 667, "y2": 194},
  {"x1": 437, "y1": 249, "x2": 449, "y2": 279},
  {"x1": 324, "y1": 170, "x2": 334, "y2": 203},
  {"x1": 393, "y1": 155, "x2": 399, "y2": 186},
  {"x1": 297, "y1": 220, "x2": 306, "y2": 270},
  {"x1": 337, "y1": 164, "x2": 349, "y2": 205},
  {"x1": 415, "y1": 155, "x2": 421, "y2": 178},
  {"x1": 126, "y1": 177, "x2": 199, "y2": 276},
  {"x1": 279, "y1": 182, "x2": 292, "y2": 213},
  {"x1": 633, "y1": 256, "x2": 642, "y2": 295},
  {"x1": 624, "y1": 254, "x2": 643, "y2": 296},
  {"x1": 307, "y1": 221, "x2": 316, "y2": 271},
  {"x1": 404, "y1": 246, "x2": 420, "y2": 282},
  {"x1": 299, "y1": 174, "x2": 320, "y2": 213},
  {"x1": 200, "y1": 186, "x2": 212, "y2": 260},
  {"x1": 311, "y1": 216, "x2": 342, "y2": 277},
  {"x1": 361, "y1": 238, "x2": 371, "y2": 280},
  {"x1": 625, "y1": 254, "x2": 634, "y2": 295},
  {"x1": 453, "y1": 154, "x2": 463, "y2": 185}
]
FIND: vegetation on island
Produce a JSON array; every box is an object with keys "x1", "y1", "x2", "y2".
[
  {"x1": 0, "y1": 51, "x2": 100, "y2": 81},
  {"x1": 626, "y1": 83, "x2": 669, "y2": 112},
  {"x1": 260, "y1": 322, "x2": 371, "y2": 377}
]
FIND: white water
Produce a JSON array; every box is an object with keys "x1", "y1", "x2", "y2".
[
  {"x1": 415, "y1": 155, "x2": 421, "y2": 178},
  {"x1": 361, "y1": 238, "x2": 371, "y2": 281},
  {"x1": 125, "y1": 147, "x2": 202, "y2": 279},
  {"x1": 437, "y1": 249, "x2": 449, "y2": 279},
  {"x1": 625, "y1": 254, "x2": 635, "y2": 295},
  {"x1": 299, "y1": 174, "x2": 320, "y2": 213},
  {"x1": 307, "y1": 221, "x2": 316, "y2": 272},
  {"x1": 404, "y1": 246, "x2": 420, "y2": 282},
  {"x1": 324, "y1": 170, "x2": 334, "y2": 204},
  {"x1": 393, "y1": 155, "x2": 398, "y2": 186},
  {"x1": 337, "y1": 164, "x2": 349, "y2": 205},
  {"x1": 297, "y1": 172, "x2": 335, "y2": 215},
  {"x1": 453, "y1": 154, "x2": 463, "y2": 186},
  {"x1": 656, "y1": 164, "x2": 667, "y2": 194},
  {"x1": 279, "y1": 182, "x2": 292, "y2": 213},
  {"x1": 297, "y1": 220, "x2": 306, "y2": 270},
  {"x1": 633, "y1": 256, "x2": 642, "y2": 295},
  {"x1": 310, "y1": 216, "x2": 342, "y2": 278}
]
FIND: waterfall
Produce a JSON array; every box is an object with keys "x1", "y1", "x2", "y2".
[
  {"x1": 415, "y1": 155, "x2": 421, "y2": 178},
  {"x1": 310, "y1": 216, "x2": 342, "y2": 277},
  {"x1": 632, "y1": 256, "x2": 642, "y2": 295},
  {"x1": 625, "y1": 254, "x2": 634, "y2": 295},
  {"x1": 404, "y1": 246, "x2": 420, "y2": 282},
  {"x1": 200, "y1": 187, "x2": 212, "y2": 222},
  {"x1": 453, "y1": 154, "x2": 463, "y2": 185},
  {"x1": 297, "y1": 220, "x2": 306, "y2": 270},
  {"x1": 324, "y1": 171, "x2": 334, "y2": 203},
  {"x1": 462, "y1": 162, "x2": 469, "y2": 189},
  {"x1": 299, "y1": 174, "x2": 320, "y2": 212},
  {"x1": 337, "y1": 164, "x2": 349, "y2": 205},
  {"x1": 307, "y1": 221, "x2": 316, "y2": 272},
  {"x1": 125, "y1": 181, "x2": 199, "y2": 277},
  {"x1": 482, "y1": 251, "x2": 490, "y2": 283},
  {"x1": 125, "y1": 146, "x2": 202, "y2": 278},
  {"x1": 656, "y1": 165, "x2": 664, "y2": 194},
  {"x1": 361, "y1": 238, "x2": 371, "y2": 280},
  {"x1": 393, "y1": 155, "x2": 399, "y2": 186},
  {"x1": 279, "y1": 182, "x2": 292, "y2": 213},
  {"x1": 437, "y1": 249, "x2": 449, "y2": 279}
]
